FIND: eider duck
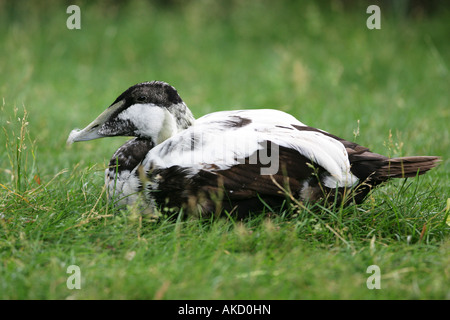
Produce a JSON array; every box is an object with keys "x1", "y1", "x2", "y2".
[{"x1": 67, "y1": 81, "x2": 440, "y2": 218}]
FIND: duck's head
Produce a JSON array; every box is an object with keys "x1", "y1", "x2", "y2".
[{"x1": 67, "y1": 81, "x2": 195, "y2": 145}]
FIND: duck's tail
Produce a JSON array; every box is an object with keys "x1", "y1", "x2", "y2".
[{"x1": 375, "y1": 156, "x2": 440, "y2": 180}]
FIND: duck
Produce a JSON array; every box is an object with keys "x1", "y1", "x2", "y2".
[{"x1": 67, "y1": 81, "x2": 440, "y2": 218}]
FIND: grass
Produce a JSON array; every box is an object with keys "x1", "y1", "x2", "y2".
[{"x1": 0, "y1": 1, "x2": 449, "y2": 299}]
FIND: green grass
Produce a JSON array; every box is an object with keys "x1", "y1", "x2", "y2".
[{"x1": 0, "y1": 1, "x2": 449, "y2": 299}]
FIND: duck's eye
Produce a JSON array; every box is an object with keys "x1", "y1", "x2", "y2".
[{"x1": 137, "y1": 96, "x2": 147, "y2": 102}]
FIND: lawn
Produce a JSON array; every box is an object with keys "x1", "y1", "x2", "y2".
[{"x1": 0, "y1": 0, "x2": 449, "y2": 300}]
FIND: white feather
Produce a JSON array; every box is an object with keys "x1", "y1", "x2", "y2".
[
  {"x1": 105, "y1": 168, "x2": 141, "y2": 206},
  {"x1": 142, "y1": 109, "x2": 359, "y2": 188},
  {"x1": 118, "y1": 103, "x2": 179, "y2": 143}
]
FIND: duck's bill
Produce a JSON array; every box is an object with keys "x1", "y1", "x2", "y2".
[
  {"x1": 66, "y1": 127, "x2": 105, "y2": 145},
  {"x1": 66, "y1": 112, "x2": 108, "y2": 145},
  {"x1": 66, "y1": 101, "x2": 124, "y2": 145}
]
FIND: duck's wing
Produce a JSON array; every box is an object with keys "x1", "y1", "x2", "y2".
[
  {"x1": 144, "y1": 109, "x2": 358, "y2": 188},
  {"x1": 140, "y1": 110, "x2": 360, "y2": 215}
]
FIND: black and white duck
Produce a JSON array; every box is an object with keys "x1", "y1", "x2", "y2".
[{"x1": 67, "y1": 81, "x2": 439, "y2": 218}]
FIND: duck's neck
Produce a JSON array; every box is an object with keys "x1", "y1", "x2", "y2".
[
  {"x1": 154, "y1": 102, "x2": 195, "y2": 144},
  {"x1": 108, "y1": 137, "x2": 155, "y2": 172}
]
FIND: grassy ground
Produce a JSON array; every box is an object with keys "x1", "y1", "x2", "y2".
[{"x1": 0, "y1": 1, "x2": 449, "y2": 299}]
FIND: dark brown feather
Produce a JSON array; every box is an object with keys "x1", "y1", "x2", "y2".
[
  {"x1": 148, "y1": 145, "x2": 329, "y2": 218},
  {"x1": 377, "y1": 156, "x2": 440, "y2": 179}
]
